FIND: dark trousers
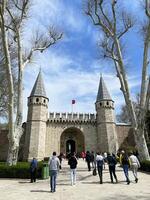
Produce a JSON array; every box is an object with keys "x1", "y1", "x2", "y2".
[
  {"x1": 30, "y1": 169, "x2": 37, "y2": 182},
  {"x1": 87, "y1": 161, "x2": 91, "y2": 171},
  {"x1": 109, "y1": 165, "x2": 117, "y2": 182},
  {"x1": 50, "y1": 170, "x2": 57, "y2": 192},
  {"x1": 97, "y1": 166, "x2": 103, "y2": 183}
]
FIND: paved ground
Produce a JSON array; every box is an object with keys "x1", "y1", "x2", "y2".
[{"x1": 0, "y1": 159, "x2": 149, "y2": 200}]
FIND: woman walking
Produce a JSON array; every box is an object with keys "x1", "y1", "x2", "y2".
[
  {"x1": 68, "y1": 152, "x2": 78, "y2": 186},
  {"x1": 96, "y1": 152, "x2": 104, "y2": 184},
  {"x1": 129, "y1": 152, "x2": 140, "y2": 183}
]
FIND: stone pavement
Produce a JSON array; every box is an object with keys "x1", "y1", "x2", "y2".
[{"x1": 0, "y1": 159, "x2": 149, "y2": 200}]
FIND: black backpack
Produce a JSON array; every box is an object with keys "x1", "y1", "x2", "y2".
[{"x1": 122, "y1": 155, "x2": 129, "y2": 165}]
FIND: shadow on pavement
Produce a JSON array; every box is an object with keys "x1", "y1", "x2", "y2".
[
  {"x1": 18, "y1": 181, "x2": 30, "y2": 184},
  {"x1": 57, "y1": 183, "x2": 71, "y2": 186},
  {"x1": 30, "y1": 190, "x2": 50, "y2": 193}
]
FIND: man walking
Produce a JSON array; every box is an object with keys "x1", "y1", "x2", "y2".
[
  {"x1": 120, "y1": 151, "x2": 130, "y2": 184},
  {"x1": 30, "y1": 157, "x2": 38, "y2": 183},
  {"x1": 48, "y1": 152, "x2": 60, "y2": 193},
  {"x1": 107, "y1": 153, "x2": 118, "y2": 183},
  {"x1": 68, "y1": 152, "x2": 78, "y2": 186}
]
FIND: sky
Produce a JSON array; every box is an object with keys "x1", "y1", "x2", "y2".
[{"x1": 23, "y1": 0, "x2": 147, "y2": 122}]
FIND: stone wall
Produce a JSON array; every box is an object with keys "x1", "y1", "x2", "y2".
[
  {"x1": 116, "y1": 123, "x2": 135, "y2": 149},
  {"x1": 45, "y1": 120, "x2": 97, "y2": 157}
]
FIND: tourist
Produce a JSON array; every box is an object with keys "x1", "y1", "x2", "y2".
[
  {"x1": 91, "y1": 151, "x2": 95, "y2": 168},
  {"x1": 48, "y1": 152, "x2": 60, "y2": 193},
  {"x1": 103, "y1": 152, "x2": 107, "y2": 169},
  {"x1": 85, "y1": 151, "x2": 91, "y2": 171},
  {"x1": 81, "y1": 151, "x2": 86, "y2": 160},
  {"x1": 58, "y1": 152, "x2": 63, "y2": 169},
  {"x1": 129, "y1": 152, "x2": 140, "y2": 183},
  {"x1": 96, "y1": 152, "x2": 104, "y2": 184},
  {"x1": 120, "y1": 151, "x2": 130, "y2": 184},
  {"x1": 30, "y1": 157, "x2": 38, "y2": 183},
  {"x1": 107, "y1": 153, "x2": 118, "y2": 183},
  {"x1": 68, "y1": 152, "x2": 78, "y2": 186}
]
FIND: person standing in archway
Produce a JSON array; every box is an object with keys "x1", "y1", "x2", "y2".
[{"x1": 68, "y1": 152, "x2": 78, "y2": 186}]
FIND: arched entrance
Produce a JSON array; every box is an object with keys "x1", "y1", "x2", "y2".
[{"x1": 60, "y1": 127, "x2": 85, "y2": 155}]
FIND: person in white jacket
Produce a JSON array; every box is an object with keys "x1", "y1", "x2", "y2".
[
  {"x1": 48, "y1": 152, "x2": 60, "y2": 192},
  {"x1": 129, "y1": 152, "x2": 140, "y2": 183},
  {"x1": 96, "y1": 152, "x2": 104, "y2": 184}
]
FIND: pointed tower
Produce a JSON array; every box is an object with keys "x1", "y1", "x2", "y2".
[
  {"x1": 95, "y1": 75, "x2": 118, "y2": 153},
  {"x1": 24, "y1": 71, "x2": 49, "y2": 160}
]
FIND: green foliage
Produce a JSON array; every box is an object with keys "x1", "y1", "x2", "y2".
[
  {"x1": 140, "y1": 160, "x2": 150, "y2": 172},
  {"x1": 0, "y1": 162, "x2": 43, "y2": 178}
]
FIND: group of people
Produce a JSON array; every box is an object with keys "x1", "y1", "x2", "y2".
[{"x1": 29, "y1": 150, "x2": 141, "y2": 193}]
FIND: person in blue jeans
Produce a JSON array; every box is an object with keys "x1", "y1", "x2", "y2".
[
  {"x1": 96, "y1": 152, "x2": 104, "y2": 184},
  {"x1": 48, "y1": 152, "x2": 60, "y2": 192},
  {"x1": 30, "y1": 157, "x2": 38, "y2": 183},
  {"x1": 120, "y1": 151, "x2": 130, "y2": 184}
]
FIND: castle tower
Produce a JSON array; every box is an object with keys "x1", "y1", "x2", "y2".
[
  {"x1": 24, "y1": 70, "x2": 49, "y2": 160},
  {"x1": 95, "y1": 76, "x2": 118, "y2": 153}
]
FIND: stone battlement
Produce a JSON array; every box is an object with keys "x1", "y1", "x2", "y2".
[{"x1": 48, "y1": 112, "x2": 96, "y2": 122}]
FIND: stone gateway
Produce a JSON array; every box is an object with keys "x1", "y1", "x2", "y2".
[{"x1": 22, "y1": 71, "x2": 134, "y2": 161}]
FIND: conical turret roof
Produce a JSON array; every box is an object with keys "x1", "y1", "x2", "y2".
[
  {"x1": 96, "y1": 75, "x2": 112, "y2": 102},
  {"x1": 30, "y1": 70, "x2": 47, "y2": 98}
]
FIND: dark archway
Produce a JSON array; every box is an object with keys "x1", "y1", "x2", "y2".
[
  {"x1": 66, "y1": 139, "x2": 76, "y2": 153},
  {"x1": 60, "y1": 127, "x2": 85, "y2": 155}
]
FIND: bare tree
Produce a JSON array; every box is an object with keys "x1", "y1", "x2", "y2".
[
  {"x1": 85, "y1": 0, "x2": 150, "y2": 160},
  {"x1": 0, "y1": 0, "x2": 62, "y2": 165}
]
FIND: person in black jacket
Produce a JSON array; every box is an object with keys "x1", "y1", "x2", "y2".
[
  {"x1": 85, "y1": 151, "x2": 91, "y2": 171},
  {"x1": 107, "y1": 153, "x2": 118, "y2": 183},
  {"x1": 68, "y1": 152, "x2": 78, "y2": 186}
]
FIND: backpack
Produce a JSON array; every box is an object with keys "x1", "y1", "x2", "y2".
[
  {"x1": 121, "y1": 155, "x2": 129, "y2": 165},
  {"x1": 108, "y1": 156, "x2": 117, "y2": 166}
]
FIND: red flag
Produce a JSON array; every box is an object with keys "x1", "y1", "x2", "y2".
[{"x1": 72, "y1": 100, "x2": 75, "y2": 104}]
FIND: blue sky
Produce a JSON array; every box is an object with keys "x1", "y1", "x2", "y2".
[{"x1": 23, "y1": 0, "x2": 147, "y2": 122}]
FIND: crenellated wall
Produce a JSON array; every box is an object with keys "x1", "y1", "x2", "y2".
[{"x1": 48, "y1": 112, "x2": 96, "y2": 122}]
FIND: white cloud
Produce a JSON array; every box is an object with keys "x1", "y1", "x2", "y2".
[{"x1": 23, "y1": 51, "x2": 140, "y2": 122}]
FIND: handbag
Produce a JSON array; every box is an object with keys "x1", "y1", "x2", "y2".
[{"x1": 93, "y1": 168, "x2": 97, "y2": 176}]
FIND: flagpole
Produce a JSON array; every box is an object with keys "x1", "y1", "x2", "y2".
[
  {"x1": 71, "y1": 103, "x2": 73, "y2": 115},
  {"x1": 71, "y1": 100, "x2": 75, "y2": 117}
]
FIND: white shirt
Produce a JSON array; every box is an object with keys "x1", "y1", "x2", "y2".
[
  {"x1": 96, "y1": 155, "x2": 104, "y2": 161},
  {"x1": 129, "y1": 155, "x2": 140, "y2": 167}
]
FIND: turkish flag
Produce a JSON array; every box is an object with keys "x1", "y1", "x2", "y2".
[{"x1": 72, "y1": 100, "x2": 75, "y2": 104}]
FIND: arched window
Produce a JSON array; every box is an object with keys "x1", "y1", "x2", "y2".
[
  {"x1": 106, "y1": 101, "x2": 109, "y2": 105},
  {"x1": 36, "y1": 98, "x2": 39, "y2": 102}
]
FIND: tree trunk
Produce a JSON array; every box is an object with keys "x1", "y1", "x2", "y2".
[
  {"x1": 0, "y1": 4, "x2": 16, "y2": 166},
  {"x1": 8, "y1": 29, "x2": 24, "y2": 165},
  {"x1": 134, "y1": 128, "x2": 150, "y2": 161}
]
